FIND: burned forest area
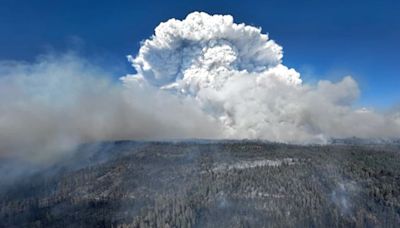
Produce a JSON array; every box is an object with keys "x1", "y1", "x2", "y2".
[{"x1": 1, "y1": 140, "x2": 400, "y2": 227}]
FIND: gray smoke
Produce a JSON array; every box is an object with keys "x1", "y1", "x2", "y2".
[{"x1": 0, "y1": 54, "x2": 221, "y2": 162}]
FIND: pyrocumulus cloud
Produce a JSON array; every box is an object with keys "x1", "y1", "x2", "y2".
[{"x1": 122, "y1": 12, "x2": 400, "y2": 143}]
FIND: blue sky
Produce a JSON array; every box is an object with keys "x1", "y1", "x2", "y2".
[{"x1": 1, "y1": 0, "x2": 399, "y2": 108}]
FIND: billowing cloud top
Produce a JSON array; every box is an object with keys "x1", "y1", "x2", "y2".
[{"x1": 124, "y1": 12, "x2": 301, "y2": 94}]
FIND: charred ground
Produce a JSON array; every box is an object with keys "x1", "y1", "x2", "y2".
[{"x1": 1, "y1": 140, "x2": 400, "y2": 227}]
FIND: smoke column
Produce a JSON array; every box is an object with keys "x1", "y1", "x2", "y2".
[{"x1": 122, "y1": 12, "x2": 400, "y2": 143}]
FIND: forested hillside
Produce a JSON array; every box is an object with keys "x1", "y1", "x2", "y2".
[{"x1": 1, "y1": 141, "x2": 399, "y2": 227}]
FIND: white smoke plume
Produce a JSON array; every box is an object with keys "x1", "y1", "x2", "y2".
[
  {"x1": 1, "y1": 12, "x2": 399, "y2": 162},
  {"x1": 122, "y1": 12, "x2": 400, "y2": 143}
]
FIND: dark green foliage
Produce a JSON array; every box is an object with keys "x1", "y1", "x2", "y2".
[{"x1": 0, "y1": 141, "x2": 399, "y2": 227}]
